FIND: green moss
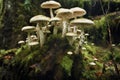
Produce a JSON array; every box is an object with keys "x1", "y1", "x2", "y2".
[{"x1": 61, "y1": 55, "x2": 73, "y2": 76}]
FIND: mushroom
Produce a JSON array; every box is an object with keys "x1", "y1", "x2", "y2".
[
  {"x1": 66, "y1": 32, "x2": 77, "y2": 45},
  {"x1": 21, "y1": 26, "x2": 36, "y2": 47},
  {"x1": 18, "y1": 40, "x2": 25, "y2": 48},
  {"x1": 50, "y1": 17, "x2": 61, "y2": 34},
  {"x1": 67, "y1": 51, "x2": 73, "y2": 55},
  {"x1": 55, "y1": 8, "x2": 73, "y2": 37},
  {"x1": 18, "y1": 40, "x2": 25, "y2": 44},
  {"x1": 70, "y1": 18, "x2": 94, "y2": 54},
  {"x1": 70, "y1": 7, "x2": 86, "y2": 33},
  {"x1": 28, "y1": 41, "x2": 39, "y2": 46},
  {"x1": 70, "y1": 18, "x2": 94, "y2": 45},
  {"x1": 89, "y1": 62, "x2": 96, "y2": 66},
  {"x1": 93, "y1": 57, "x2": 98, "y2": 61},
  {"x1": 70, "y1": 7, "x2": 86, "y2": 19},
  {"x1": 70, "y1": 18, "x2": 94, "y2": 28},
  {"x1": 30, "y1": 35, "x2": 38, "y2": 42},
  {"x1": 41, "y1": 0, "x2": 61, "y2": 18},
  {"x1": 30, "y1": 15, "x2": 50, "y2": 47}
]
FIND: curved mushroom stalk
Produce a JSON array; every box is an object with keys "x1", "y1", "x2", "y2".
[
  {"x1": 36, "y1": 23, "x2": 45, "y2": 47},
  {"x1": 62, "y1": 20, "x2": 67, "y2": 37}
]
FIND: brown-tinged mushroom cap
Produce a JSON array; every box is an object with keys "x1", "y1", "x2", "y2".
[
  {"x1": 41, "y1": 1, "x2": 61, "y2": 9},
  {"x1": 55, "y1": 8, "x2": 73, "y2": 19},
  {"x1": 70, "y1": 18, "x2": 94, "y2": 26},
  {"x1": 21, "y1": 26, "x2": 36, "y2": 32},
  {"x1": 70, "y1": 7, "x2": 86, "y2": 18},
  {"x1": 30, "y1": 15, "x2": 50, "y2": 23}
]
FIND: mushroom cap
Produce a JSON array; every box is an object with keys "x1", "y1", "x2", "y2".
[
  {"x1": 70, "y1": 7, "x2": 86, "y2": 18},
  {"x1": 77, "y1": 29, "x2": 81, "y2": 32},
  {"x1": 30, "y1": 35, "x2": 38, "y2": 41},
  {"x1": 67, "y1": 51, "x2": 73, "y2": 55},
  {"x1": 50, "y1": 17, "x2": 61, "y2": 22},
  {"x1": 55, "y1": 8, "x2": 73, "y2": 19},
  {"x1": 89, "y1": 62, "x2": 96, "y2": 66},
  {"x1": 18, "y1": 40, "x2": 25, "y2": 44},
  {"x1": 41, "y1": 1, "x2": 61, "y2": 9},
  {"x1": 21, "y1": 26, "x2": 36, "y2": 32},
  {"x1": 93, "y1": 57, "x2": 98, "y2": 61},
  {"x1": 30, "y1": 15, "x2": 50, "y2": 23},
  {"x1": 76, "y1": 29, "x2": 81, "y2": 34},
  {"x1": 66, "y1": 32, "x2": 77, "y2": 37},
  {"x1": 85, "y1": 33, "x2": 89, "y2": 36},
  {"x1": 70, "y1": 18, "x2": 94, "y2": 26},
  {"x1": 28, "y1": 41, "x2": 39, "y2": 46}
]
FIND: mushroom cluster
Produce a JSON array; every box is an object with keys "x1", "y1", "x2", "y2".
[{"x1": 19, "y1": 0, "x2": 94, "y2": 53}]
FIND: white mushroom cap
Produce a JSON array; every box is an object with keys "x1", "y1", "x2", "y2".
[
  {"x1": 85, "y1": 33, "x2": 89, "y2": 36},
  {"x1": 93, "y1": 57, "x2": 98, "y2": 61},
  {"x1": 30, "y1": 35, "x2": 38, "y2": 41},
  {"x1": 55, "y1": 8, "x2": 73, "y2": 19},
  {"x1": 30, "y1": 35, "x2": 37, "y2": 38},
  {"x1": 66, "y1": 32, "x2": 77, "y2": 37},
  {"x1": 21, "y1": 26, "x2": 36, "y2": 32},
  {"x1": 30, "y1": 15, "x2": 50, "y2": 23},
  {"x1": 70, "y1": 18, "x2": 94, "y2": 26},
  {"x1": 70, "y1": 7, "x2": 86, "y2": 18},
  {"x1": 67, "y1": 51, "x2": 73, "y2": 55},
  {"x1": 41, "y1": 1, "x2": 61, "y2": 9},
  {"x1": 18, "y1": 40, "x2": 25, "y2": 44},
  {"x1": 89, "y1": 62, "x2": 96, "y2": 66},
  {"x1": 50, "y1": 17, "x2": 61, "y2": 22},
  {"x1": 77, "y1": 29, "x2": 81, "y2": 33},
  {"x1": 28, "y1": 41, "x2": 39, "y2": 46}
]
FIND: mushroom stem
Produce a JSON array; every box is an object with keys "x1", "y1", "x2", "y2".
[
  {"x1": 53, "y1": 23, "x2": 58, "y2": 35},
  {"x1": 53, "y1": 26, "x2": 58, "y2": 35},
  {"x1": 74, "y1": 44, "x2": 80, "y2": 54},
  {"x1": 50, "y1": 8, "x2": 54, "y2": 18},
  {"x1": 36, "y1": 23, "x2": 45, "y2": 47},
  {"x1": 27, "y1": 32, "x2": 31, "y2": 48},
  {"x1": 62, "y1": 20, "x2": 67, "y2": 37},
  {"x1": 68, "y1": 37, "x2": 74, "y2": 45}
]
